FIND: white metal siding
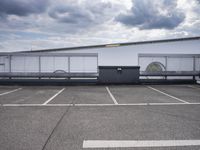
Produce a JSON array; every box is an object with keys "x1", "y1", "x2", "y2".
[
  {"x1": 53, "y1": 40, "x2": 200, "y2": 66},
  {"x1": 70, "y1": 57, "x2": 97, "y2": 73},
  {"x1": 41, "y1": 57, "x2": 54, "y2": 72},
  {"x1": 11, "y1": 56, "x2": 39, "y2": 72},
  {"x1": 24, "y1": 56, "x2": 39, "y2": 72},
  {"x1": 195, "y1": 57, "x2": 200, "y2": 71},
  {"x1": 41, "y1": 57, "x2": 69, "y2": 73},
  {"x1": 11, "y1": 56, "x2": 25, "y2": 72},
  {"x1": 54, "y1": 57, "x2": 68, "y2": 72},
  {"x1": 0, "y1": 56, "x2": 9, "y2": 72},
  {"x1": 167, "y1": 57, "x2": 193, "y2": 71}
]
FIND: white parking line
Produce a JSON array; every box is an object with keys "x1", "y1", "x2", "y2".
[
  {"x1": 147, "y1": 86, "x2": 190, "y2": 104},
  {"x1": 3, "y1": 104, "x2": 45, "y2": 107},
  {"x1": 42, "y1": 88, "x2": 65, "y2": 105},
  {"x1": 2, "y1": 102, "x2": 200, "y2": 107},
  {"x1": 106, "y1": 86, "x2": 118, "y2": 104},
  {"x1": 0, "y1": 88, "x2": 22, "y2": 96},
  {"x1": 83, "y1": 140, "x2": 200, "y2": 148}
]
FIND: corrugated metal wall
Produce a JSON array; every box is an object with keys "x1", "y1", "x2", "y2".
[{"x1": 50, "y1": 39, "x2": 200, "y2": 66}]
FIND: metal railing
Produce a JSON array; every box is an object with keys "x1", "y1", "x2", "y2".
[
  {"x1": 0, "y1": 52, "x2": 99, "y2": 79},
  {"x1": 140, "y1": 71, "x2": 200, "y2": 76}
]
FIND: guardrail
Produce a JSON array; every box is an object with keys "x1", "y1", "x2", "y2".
[
  {"x1": 0, "y1": 72, "x2": 99, "y2": 78},
  {"x1": 140, "y1": 71, "x2": 200, "y2": 76}
]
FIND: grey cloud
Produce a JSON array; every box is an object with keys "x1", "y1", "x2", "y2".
[
  {"x1": 116, "y1": 0, "x2": 185, "y2": 30},
  {"x1": 49, "y1": 5, "x2": 92, "y2": 26},
  {"x1": 0, "y1": 44, "x2": 4, "y2": 49},
  {"x1": 0, "y1": 0, "x2": 49, "y2": 17},
  {"x1": 48, "y1": 1, "x2": 119, "y2": 28}
]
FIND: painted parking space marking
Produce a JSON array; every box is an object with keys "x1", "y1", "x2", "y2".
[
  {"x1": 2, "y1": 102, "x2": 200, "y2": 107},
  {"x1": 106, "y1": 86, "x2": 118, "y2": 104},
  {"x1": 147, "y1": 86, "x2": 190, "y2": 103},
  {"x1": 0, "y1": 88, "x2": 22, "y2": 96},
  {"x1": 42, "y1": 88, "x2": 65, "y2": 105},
  {"x1": 3, "y1": 104, "x2": 45, "y2": 107},
  {"x1": 83, "y1": 140, "x2": 200, "y2": 148}
]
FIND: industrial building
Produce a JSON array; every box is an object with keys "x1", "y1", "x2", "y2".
[{"x1": 0, "y1": 37, "x2": 200, "y2": 84}]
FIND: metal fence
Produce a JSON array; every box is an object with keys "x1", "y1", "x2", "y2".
[
  {"x1": 0, "y1": 53, "x2": 98, "y2": 79},
  {"x1": 139, "y1": 54, "x2": 200, "y2": 79}
]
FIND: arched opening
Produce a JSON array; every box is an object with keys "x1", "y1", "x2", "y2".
[{"x1": 146, "y1": 62, "x2": 166, "y2": 72}]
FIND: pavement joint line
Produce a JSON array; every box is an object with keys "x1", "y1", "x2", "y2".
[
  {"x1": 42, "y1": 88, "x2": 65, "y2": 105},
  {"x1": 83, "y1": 140, "x2": 200, "y2": 148},
  {"x1": 41, "y1": 101, "x2": 73, "y2": 150},
  {"x1": 2, "y1": 102, "x2": 200, "y2": 107},
  {"x1": 0, "y1": 88, "x2": 22, "y2": 96},
  {"x1": 106, "y1": 86, "x2": 118, "y2": 104},
  {"x1": 147, "y1": 86, "x2": 190, "y2": 104}
]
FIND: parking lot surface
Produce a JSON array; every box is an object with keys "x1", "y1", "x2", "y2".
[
  {"x1": 50, "y1": 86, "x2": 113, "y2": 104},
  {"x1": 0, "y1": 84, "x2": 200, "y2": 150},
  {"x1": 109, "y1": 85, "x2": 179, "y2": 104}
]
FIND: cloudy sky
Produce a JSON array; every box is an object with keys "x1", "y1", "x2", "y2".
[{"x1": 0, "y1": 0, "x2": 200, "y2": 52}]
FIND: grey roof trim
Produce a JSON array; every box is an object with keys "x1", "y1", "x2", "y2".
[
  {"x1": 138, "y1": 53, "x2": 200, "y2": 57},
  {"x1": 0, "y1": 52, "x2": 98, "y2": 57},
  {"x1": 18, "y1": 36, "x2": 200, "y2": 53}
]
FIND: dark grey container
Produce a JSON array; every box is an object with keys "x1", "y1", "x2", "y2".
[{"x1": 98, "y1": 66, "x2": 140, "y2": 84}]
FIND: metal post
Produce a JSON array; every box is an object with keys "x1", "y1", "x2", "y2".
[
  {"x1": 165, "y1": 56, "x2": 168, "y2": 80},
  {"x1": 9, "y1": 55, "x2": 11, "y2": 79},
  {"x1": 68, "y1": 57, "x2": 70, "y2": 73},
  {"x1": 9, "y1": 55, "x2": 11, "y2": 73},
  {"x1": 193, "y1": 56, "x2": 196, "y2": 80},
  {"x1": 97, "y1": 55, "x2": 99, "y2": 73},
  {"x1": 165, "y1": 56, "x2": 168, "y2": 71},
  {"x1": 68, "y1": 56, "x2": 70, "y2": 80},
  {"x1": 97, "y1": 55, "x2": 99, "y2": 81},
  {"x1": 39, "y1": 56, "x2": 41, "y2": 79},
  {"x1": 193, "y1": 56, "x2": 196, "y2": 71}
]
